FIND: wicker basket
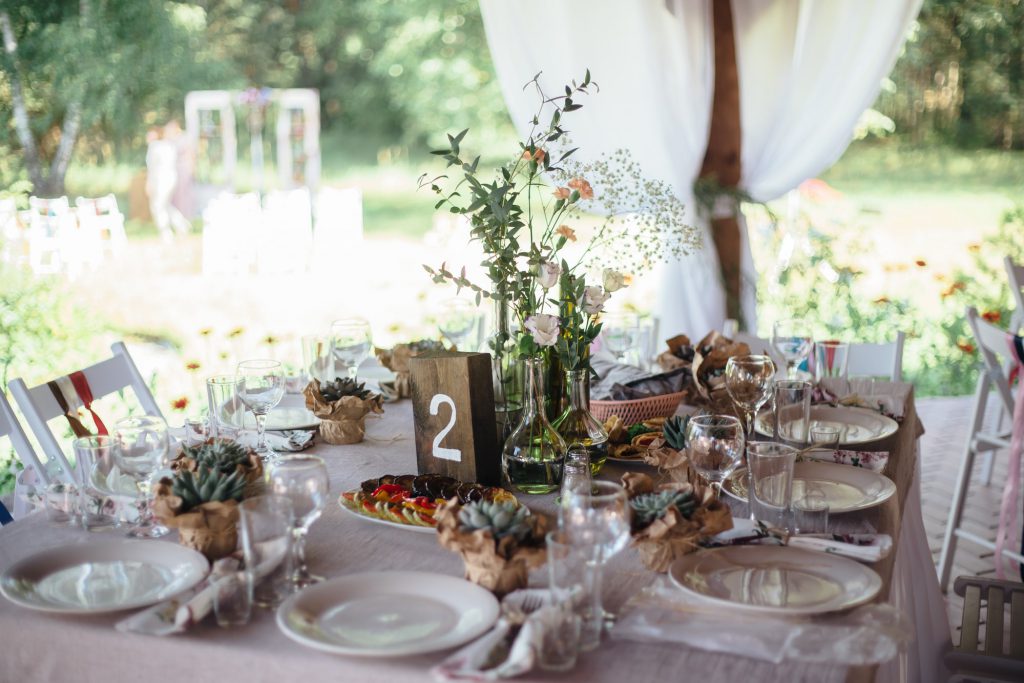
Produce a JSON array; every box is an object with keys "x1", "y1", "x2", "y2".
[{"x1": 590, "y1": 391, "x2": 687, "y2": 425}]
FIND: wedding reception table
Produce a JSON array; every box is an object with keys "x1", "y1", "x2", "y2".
[{"x1": 0, "y1": 381, "x2": 949, "y2": 683}]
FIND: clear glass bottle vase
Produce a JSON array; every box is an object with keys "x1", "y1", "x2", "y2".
[
  {"x1": 553, "y1": 369, "x2": 609, "y2": 474},
  {"x1": 501, "y1": 356, "x2": 567, "y2": 494},
  {"x1": 489, "y1": 293, "x2": 524, "y2": 442}
]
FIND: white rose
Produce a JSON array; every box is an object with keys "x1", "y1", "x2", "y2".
[
  {"x1": 524, "y1": 314, "x2": 560, "y2": 347},
  {"x1": 582, "y1": 286, "x2": 611, "y2": 315},
  {"x1": 536, "y1": 261, "x2": 561, "y2": 290},
  {"x1": 602, "y1": 268, "x2": 627, "y2": 293}
]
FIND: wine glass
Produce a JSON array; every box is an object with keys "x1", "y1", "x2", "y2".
[
  {"x1": 113, "y1": 415, "x2": 170, "y2": 538},
  {"x1": 268, "y1": 454, "x2": 330, "y2": 589},
  {"x1": 438, "y1": 298, "x2": 482, "y2": 351},
  {"x1": 772, "y1": 319, "x2": 812, "y2": 379},
  {"x1": 560, "y1": 480, "x2": 631, "y2": 650},
  {"x1": 685, "y1": 414, "x2": 745, "y2": 499},
  {"x1": 330, "y1": 317, "x2": 373, "y2": 380},
  {"x1": 600, "y1": 313, "x2": 639, "y2": 362},
  {"x1": 237, "y1": 359, "x2": 285, "y2": 462},
  {"x1": 725, "y1": 354, "x2": 776, "y2": 438}
]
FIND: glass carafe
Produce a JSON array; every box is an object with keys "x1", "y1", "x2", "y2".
[
  {"x1": 553, "y1": 369, "x2": 609, "y2": 474},
  {"x1": 502, "y1": 356, "x2": 566, "y2": 494}
]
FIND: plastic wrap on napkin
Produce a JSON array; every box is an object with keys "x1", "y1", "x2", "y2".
[{"x1": 611, "y1": 578, "x2": 911, "y2": 666}]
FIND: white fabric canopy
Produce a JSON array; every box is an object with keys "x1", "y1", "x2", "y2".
[{"x1": 480, "y1": 0, "x2": 919, "y2": 337}]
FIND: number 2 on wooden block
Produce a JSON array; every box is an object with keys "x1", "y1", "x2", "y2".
[{"x1": 429, "y1": 393, "x2": 462, "y2": 462}]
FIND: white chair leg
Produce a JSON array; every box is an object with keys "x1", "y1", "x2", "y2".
[{"x1": 979, "y1": 451, "x2": 995, "y2": 486}]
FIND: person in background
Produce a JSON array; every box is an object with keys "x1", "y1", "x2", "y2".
[
  {"x1": 146, "y1": 124, "x2": 191, "y2": 242},
  {"x1": 164, "y1": 119, "x2": 195, "y2": 220}
]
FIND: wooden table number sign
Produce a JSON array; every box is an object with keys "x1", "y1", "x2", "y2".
[{"x1": 409, "y1": 351, "x2": 500, "y2": 486}]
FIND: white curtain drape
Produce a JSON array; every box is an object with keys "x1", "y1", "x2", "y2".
[{"x1": 479, "y1": 0, "x2": 721, "y2": 338}]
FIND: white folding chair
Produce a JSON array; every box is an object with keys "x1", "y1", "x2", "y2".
[
  {"x1": 261, "y1": 188, "x2": 312, "y2": 274},
  {"x1": 8, "y1": 342, "x2": 163, "y2": 482},
  {"x1": 938, "y1": 307, "x2": 1021, "y2": 592},
  {"x1": 0, "y1": 197, "x2": 24, "y2": 266},
  {"x1": 0, "y1": 390, "x2": 47, "y2": 487},
  {"x1": 26, "y1": 195, "x2": 74, "y2": 274},
  {"x1": 75, "y1": 194, "x2": 127, "y2": 258},
  {"x1": 847, "y1": 332, "x2": 905, "y2": 381},
  {"x1": 201, "y1": 192, "x2": 262, "y2": 275}
]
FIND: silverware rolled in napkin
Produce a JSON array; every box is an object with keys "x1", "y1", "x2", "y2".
[{"x1": 705, "y1": 519, "x2": 892, "y2": 563}]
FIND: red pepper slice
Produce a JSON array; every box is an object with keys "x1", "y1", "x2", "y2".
[{"x1": 372, "y1": 484, "x2": 406, "y2": 497}]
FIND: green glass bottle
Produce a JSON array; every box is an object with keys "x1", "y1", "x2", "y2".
[{"x1": 553, "y1": 368, "x2": 609, "y2": 474}]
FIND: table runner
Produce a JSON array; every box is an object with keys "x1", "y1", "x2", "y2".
[{"x1": 0, "y1": 382, "x2": 937, "y2": 683}]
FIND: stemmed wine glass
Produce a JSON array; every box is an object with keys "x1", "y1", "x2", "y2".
[
  {"x1": 560, "y1": 480, "x2": 631, "y2": 650},
  {"x1": 113, "y1": 415, "x2": 170, "y2": 538},
  {"x1": 772, "y1": 319, "x2": 812, "y2": 379},
  {"x1": 725, "y1": 354, "x2": 776, "y2": 439},
  {"x1": 268, "y1": 454, "x2": 330, "y2": 589},
  {"x1": 438, "y1": 298, "x2": 482, "y2": 351},
  {"x1": 237, "y1": 359, "x2": 285, "y2": 462},
  {"x1": 685, "y1": 414, "x2": 745, "y2": 499},
  {"x1": 330, "y1": 317, "x2": 373, "y2": 380},
  {"x1": 600, "y1": 313, "x2": 639, "y2": 362}
]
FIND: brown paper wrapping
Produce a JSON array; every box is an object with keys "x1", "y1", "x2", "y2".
[
  {"x1": 303, "y1": 380, "x2": 384, "y2": 444},
  {"x1": 435, "y1": 499, "x2": 548, "y2": 598},
  {"x1": 153, "y1": 480, "x2": 240, "y2": 561},
  {"x1": 376, "y1": 345, "x2": 415, "y2": 399},
  {"x1": 171, "y1": 441, "x2": 265, "y2": 498},
  {"x1": 622, "y1": 472, "x2": 732, "y2": 573}
]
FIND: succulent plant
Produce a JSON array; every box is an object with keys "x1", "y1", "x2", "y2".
[
  {"x1": 407, "y1": 339, "x2": 446, "y2": 354},
  {"x1": 662, "y1": 415, "x2": 690, "y2": 450},
  {"x1": 171, "y1": 467, "x2": 246, "y2": 513},
  {"x1": 320, "y1": 377, "x2": 373, "y2": 402},
  {"x1": 458, "y1": 500, "x2": 532, "y2": 542},
  {"x1": 630, "y1": 488, "x2": 698, "y2": 528},
  {"x1": 180, "y1": 439, "x2": 252, "y2": 474}
]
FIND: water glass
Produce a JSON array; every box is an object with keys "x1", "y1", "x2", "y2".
[
  {"x1": 792, "y1": 485, "x2": 830, "y2": 534},
  {"x1": 725, "y1": 355, "x2": 776, "y2": 438},
  {"x1": 207, "y1": 375, "x2": 245, "y2": 440},
  {"x1": 537, "y1": 604, "x2": 581, "y2": 672},
  {"x1": 810, "y1": 424, "x2": 842, "y2": 447},
  {"x1": 685, "y1": 414, "x2": 745, "y2": 497},
  {"x1": 330, "y1": 317, "x2": 373, "y2": 380},
  {"x1": 546, "y1": 530, "x2": 592, "y2": 656},
  {"x1": 301, "y1": 334, "x2": 334, "y2": 385},
  {"x1": 600, "y1": 312, "x2": 640, "y2": 362},
  {"x1": 747, "y1": 442, "x2": 797, "y2": 528},
  {"x1": 772, "y1": 319, "x2": 812, "y2": 378},
  {"x1": 44, "y1": 480, "x2": 77, "y2": 524},
  {"x1": 269, "y1": 455, "x2": 330, "y2": 588},
  {"x1": 114, "y1": 415, "x2": 170, "y2": 538},
  {"x1": 815, "y1": 340, "x2": 850, "y2": 382},
  {"x1": 213, "y1": 572, "x2": 253, "y2": 627},
  {"x1": 558, "y1": 445, "x2": 591, "y2": 504},
  {"x1": 183, "y1": 415, "x2": 209, "y2": 446},
  {"x1": 237, "y1": 359, "x2": 285, "y2": 461},
  {"x1": 239, "y1": 495, "x2": 294, "y2": 608},
  {"x1": 437, "y1": 298, "x2": 483, "y2": 351},
  {"x1": 773, "y1": 380, "x2": 812, "y2": 446},
  {"x1": 73, "y1": 436, "x2": 118, "y2": 530}
]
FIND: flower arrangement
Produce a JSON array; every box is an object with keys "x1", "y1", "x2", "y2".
[{"x1": 421, "y1": 71, "x2": 697, "y2": 372}]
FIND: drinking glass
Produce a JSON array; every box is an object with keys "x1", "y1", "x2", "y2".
[
  {"x1": 113, "y1": 415, "x2": 170, "y2": 538},
  {"x1": 810, "y1": 424, "x2": 842, "y2": 448},
  {"x1": 213, "y1": 572, "x2": 253, "y2": 627},
  {"x1": 43, "y1": 480, "x2": 77, "y2": 524},
  {"x1": 73, "y1": 435, "x2": 118, "y2": 530},
  {"x1": 773, "y1": 380, "x2": 812, "y2": 446},
  {"x1": 559, "y1": 481, "x2": 631, "y2": 650},
  {"x1": 747, "y1": 441, "x2": 798, "y2": 528},
  {"x1": 815, "y1": 340, "x2": 850, "y2": 384},
  {"x1": 725, "y1": 354, "x2": 776, "y2": 438},
  {"x1": 183, "y1": 415, "x2": 209, "y2": 446},
  {"x1": 772, "y1": 319, "x2": 812, "y2": 378},
  {"x1": 685, "y1": 414, "x2": 745, "y2": 498},
  {"x1": 599, "y1": 312, "x2": 639, "y2": 362},
  {"x1": 236, "y1": 359, "x2": 285, "y2": 461},
  {"x1": 544, "y1": 530, "x2": 588, "y2": 666},
  {"x1": 269, "y1": 455, "x2": 330, "y2": 588},
  {"x1": 239, "y1": 495, "x2": 295, "y2": 608},
  {"x1": 558, "y1": 444, "x2": 591, "y2": 504},
  {"x1": 792, "y1": 485, "x2": 830, "y2": 534},
  {"x1": 301, "y1": 334, "x2": 334, "y2": 385},
  {"x1": 207, "y1": 375, "x2": 245, "y2": 440},
  {"x1": 330, "y1": 317, "x2": 373, "y2": 380},
  {"x1": 438, "y1": 298, "x2": 483, "y2": 351}
]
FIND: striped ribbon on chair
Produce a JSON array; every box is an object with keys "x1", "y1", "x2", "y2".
[
  {"x1": 69, "y1": 370, "x2": 107, "y2": 435},
  {"x1": 47, "y1": 372, "x2": 107, "y2": 438},
  {"x1": 994, "y1": 333, "x2": 1024, "y2": 580}
]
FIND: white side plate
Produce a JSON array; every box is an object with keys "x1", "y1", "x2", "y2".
[
  {"x1": 755, "y1": 405, "x2": 898, "y2": 445},
  {"x1": 722, "y1": 460, "x2": 896, "y2": 513},
  {"x1": 1, "y1": 540, "x2": 209, "y2": 614},
  {"x1": 277, "y1": 571, "x2": 500, "y2": 656}
]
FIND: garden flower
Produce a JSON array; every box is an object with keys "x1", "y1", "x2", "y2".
[
  {"x1": 537, "y1": 261, "x2": 561, "y2": 289},
  {"x1": 582, "y1": 286, "x2": 610, "y2": 315},
  {"x1": 525, "y1": 314, "x2": 560, "y2": 347},
  {"x1": 185, "y1": 361, "x2": 201, "y2": 372},
  {"x1": 522, "y1": 147, "x2": 546, "y2": 163},
  {"x1": 555, "y1": 225, "x2": 577, "y2": 242},
  {"x1": 568, "y1": 177, "x2": 594, "y2": 199},
  {"x1": 264, "y1": 335, "x2": 279, "y2": 346},
  {"x1": 982, "y1": 311, "x2": 1001, "y2": 323},
  {"x1": 957, "y1": 341, "x2": 976, "y2": 354},
  {"x1": 602, "y1": 268, "x2": 627, "y2": 293},
  {"x1": 553, "y1": 187, "x2": 571, "y2": 200},
  {"x1": 199, "y1": 328, "x2": 213, "y2": 337},
  {"x1": 915, "y1": 259, "x2": 927, "y2": 267},
  {"x1": 171, "y1": 397, "x2": 189, "y2": 411}
]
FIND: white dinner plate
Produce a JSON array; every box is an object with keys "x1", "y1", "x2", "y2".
[
  {"x1": 277, "y1": 571, "x2": 500, "y2": 656},
  {"x1": 239, "y1": 393, "x2": 320, "y2": 431},
  {"x1": 669, "y1": 546, "x2": 882, "y2": 616},
  {"x1": 754, "y1": 405, "x2": 898, "y2": 445},
  {"x1": 0, "y1": 540, "x2": 209, "y2": 614},
  {"x1": 337, "y1": 494, "x2": 437, "y2": 535},
  {"x1": 721, "y1": 460, "x2": 896, "y2": 514}
]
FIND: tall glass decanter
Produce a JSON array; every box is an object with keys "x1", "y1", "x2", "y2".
[
  {"x1": 553, "y1": 369, "x2": 609, "y2": 474},
  {"x1": 502, "y1": 356, "x2": 566, "y2": 494}
]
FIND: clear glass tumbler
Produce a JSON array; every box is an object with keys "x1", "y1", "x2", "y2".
[
  {"x1": 773, "y1": 380, "x2": 812, "y2": 446},
  {"x1": 207, "y1": 375, "x2": 245, "y2": 440},
  {"x1": 746, "y1": 441, "x2": 798, "y2": 528},
  {"x1": 239, "y1": 495, "x2": 295, "y2": 608}
]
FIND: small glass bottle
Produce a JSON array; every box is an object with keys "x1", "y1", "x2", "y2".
[
  {"x1": 502, "y1": 356, "x2": 567, "y2": 494},
  {"x1": 553, "y1": 369, "x2": 609, "y2": 474}
]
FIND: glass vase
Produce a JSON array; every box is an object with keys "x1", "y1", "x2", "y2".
[
  {"x1": 502, "y1": 356, "x2": 567, "y2": 494},
  {"x1": 544, "y1": 346, "x2": 565, "y2": 422},
  {"x1": 489, "y1": 292, "x2": 524, "y2": 442},
  {"x1": 553, "y1": 369, "x2": 609, "y2": 474}
]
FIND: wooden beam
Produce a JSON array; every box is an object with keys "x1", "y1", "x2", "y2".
[{"x1": 699, "y1": 0, "x2": 744, "y2": 325}]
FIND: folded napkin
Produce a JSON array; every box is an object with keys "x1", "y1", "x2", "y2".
[
  {"x1": 815, "y1": 378, "x2": 905, "y2": 422},
  {"x1": 115, "y1": 557, "x2": 241, "y2": 636},
  {"x1": 431, "y1": 589, "x2": 552, "y2": 681},
  {"x1": 235, "y1": 429, "x2": 315, "y2": 453},
  {"x1": 590, "y1": 354, "x2": 653, "y2": 401},
  {"x1": 801, "y1": 448, "x2": 889, "y2": 472},
  {"x1": 611, "y1": 578, "x2": 911, "y2": 666},
  {"x1": 705, "y1": 518, "x2": 892, "y2": 563}
]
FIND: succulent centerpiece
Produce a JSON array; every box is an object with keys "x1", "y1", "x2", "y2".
[{"x1": 303, "y1": 375, "x2": 384, "y2": 444}]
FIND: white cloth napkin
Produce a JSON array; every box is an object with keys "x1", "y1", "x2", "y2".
[
  {"x1": 802, "y1": 448, "x2": 889, "y2": 472},
  {"x1": 817, "y1": 378, "x2": 905, "y2": 421},
  {"x1": 709, "y1": 518, "x2": 892, "y2": 563}
]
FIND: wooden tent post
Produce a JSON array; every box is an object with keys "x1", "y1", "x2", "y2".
[{"x1": 699, "y1": 0, "x2": 744, "y2": 325}]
